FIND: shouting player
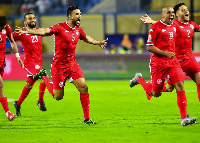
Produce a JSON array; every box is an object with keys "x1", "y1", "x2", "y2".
[
  {"x1": 130, "y1": 6, "x2": 196, "y2": 126},
  {"x1": 17, "y1": 6, "x2": 108, "y2": 124},
  {"x1": 13, "y1": 13, "x2": 47, "y2": 116},
  {"x1": 139, "y1": 3, "x2": 200, "y2": 101},
  {"x1": 0, "y1": 16, "x2": 23, "y2": 121}
]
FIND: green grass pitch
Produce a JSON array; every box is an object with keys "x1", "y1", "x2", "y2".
[{"x1": 0, "y1": 80, "x2": 200, "y2": 143}]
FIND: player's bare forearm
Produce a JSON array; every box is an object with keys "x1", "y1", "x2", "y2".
[
  {"x1": 147, "y1": 45, "x2": 175, "y2": 58},
  {"x1": 27, "y1": 28, "x2": 50, "y2": 36},
  {"x1": 83, "y1": 36, "x2": 108, "y2": 49},
  {"x1": 15, "y1": 26, "x2": 50, "y2": 36},
  {"x1": 8, "y1": 36, "x2": 24, "y2": 67}
]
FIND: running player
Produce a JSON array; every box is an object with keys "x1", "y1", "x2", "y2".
[
  {"x1": 140, "y1": 3, "x2": 200, "y2": 101},
  {"x1": 130, "y1": 6, "x2": 196, "y2": 126},
  {"x1": 16, "y1": 6, "x2": 108, "y2": 124},
  {"x1": 13, "y1": 13, "x2": 48, "y2": 116},
  {"x1": 0, "y1": 16, "x2": 23, "y2": 121}
]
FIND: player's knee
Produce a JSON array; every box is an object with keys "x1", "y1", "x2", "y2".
[
  {"x1": 153, "y1": 92, "x2": 162, "y2": 98},
  {"x1": 78, "y1": 84, "x2": 88, "y2": 93},
  {"x1": 174, "y1": 81, "x2": 184, "y2": 91},
  {"x1": 53, "y1": 92, "x2": 64, "y2": 100},
  {"x1": 54, "y1": 94, "x2": 63, "y2": 100},
  {"x1": 26, "y1": 83, "x2": 33, "y2": 89}
]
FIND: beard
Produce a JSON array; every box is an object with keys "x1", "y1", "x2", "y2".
[
  {"x1": 72, "y1": 20, "x2": 79, "y2": 26},
  {"x1": 28, "y1": 23, "x2": 36, "y2": 28}
]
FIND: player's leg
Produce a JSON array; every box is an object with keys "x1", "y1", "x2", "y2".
[
  {"x1": 180, "y1": 57, "x2": 200, "y2": 101},
  {"x1": 192, "y1": 72, "x2": 200, "y2": 101},
  {"x1": 14, "y1": 77, "x2": 35, "y2": 116},
  {"x1": 129, "y1": 73, "x2": 152, "y2": 100},
  {"x1": 37, "y1": 80, "x2": 47, "y2": 111},
  {"x1": 0, "y1": 75, "x2": 16, "y2": 121},
  {"x1": 42, "y1": 76, "x2": 54, "y2": 97},
  {"x1": 72, "y1": 78, "x2": 96, "y2": 124},
  {"x1": 151, "y1": 77, "x2": 165, "y2": 98},
  {"x1": 53, "y1": 88, "x2": 64, "y2": 100},
  {"x1": 170, "y1": 68, "x2": 196, "y2": 126}
]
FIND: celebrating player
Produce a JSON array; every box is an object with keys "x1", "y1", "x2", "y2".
[
  {"x1": 140, "y1": 3, "x2": 200, "y2": 100},
  {"x1": 130, "y1": 6, "x2": 196, "y2": 126},
  {"x1": 0, "y1": 16, "x2": 23, "y2": 121},
  {"x1": 13, "y1": 13, "x2": 48, "y2": 116},
  {"x1": 16, "y1": 6, "x2": 108, "y2": 124}
]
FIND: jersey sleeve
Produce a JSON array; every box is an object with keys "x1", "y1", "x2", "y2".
[
  {"x1": 146, "y1": 24, "x2": 157, "y2": 46},
  {"x1": 49, "y1": 24, "x2": 59, "y2": 35},
  {"x1": 192, "y1": 21, "x2": 200, "y2": 32},
  {"x1": 5, "y1": 24, "x2": 12, "y2": 38},
  {"x1": 12, "y1": 31, "x2": 20, "y2": 40},
  {"x1": 78, "y1": 27, "x2": 86, "y2": 40}
]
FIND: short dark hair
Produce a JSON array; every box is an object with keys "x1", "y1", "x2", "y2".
[
  {"x1": 67, "y1": 6, "x2": 79, "y2": 17},
  {"x1": 24, "y1": 12, "x2": 34, "y2": 20},
  {"x1": 174, "y1": 2, "x2": 186, "y2": 14},
  {"x1": 0, "y1": 16, "x2": 7, "y2": 27}
]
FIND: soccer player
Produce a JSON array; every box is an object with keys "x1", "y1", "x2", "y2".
[
  {"x1": 140, "y1": 3, "x2": 200, "y2": 101},
  {"x1": 130, "y1": 6, "x2": 196, "y2": 126},
  {"x1": 17, "y1": 6, "x2": 108, "y2": 124},
  {"x1": 0, "y1": 16, "x2": 23, "y2": 121},
  {"x1": 13, "y1": 13, "x2": 48, "y2": 116}
]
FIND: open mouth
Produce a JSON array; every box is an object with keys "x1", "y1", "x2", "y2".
[
  {"x1": 77, "y1": 19, "x2": 80, "y2": 24},
  {"x1": 185, "y1": 14, "x2": 189, "y2": 18},
  {"x1": 169, "y1": 18, "x2": 174, "y2": 22}
]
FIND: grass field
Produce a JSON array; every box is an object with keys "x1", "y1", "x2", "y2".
[{"x1": 0, "y1": 80, "x2": 200, "y2": 143}]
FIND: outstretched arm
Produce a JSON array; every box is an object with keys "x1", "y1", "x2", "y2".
[
  {"x1": 140, "y1": 14, "x2": 157, "y2": 25},
  {"x1": 16, "y1": 26, "x2": 51, "y2": 36},
  {"x1": 83, "y1": 35, "x2": 108, "y2": 49},
  {"x1": 7, "y1": 35, "x2": 24, "y2": 67}
]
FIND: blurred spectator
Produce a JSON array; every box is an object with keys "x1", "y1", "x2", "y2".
[
  {"x1": 134, "y1": 37, "x2": 146, "y2": 54},
  {"x1": 120, "y1": 34, "x2": 132, "y2": 53},
  {"x1": 19, "y1": 0, "x2": 37, "y2": 24},
  {"x1": 0, "y1": 0, "x2": 12, "y2": 4},
  {"x1": 36, "y1": 0, "x2": 51, "y2": 14},
  {"x1": 104, "y1": 44, "x2": 118, "y2": 54}
]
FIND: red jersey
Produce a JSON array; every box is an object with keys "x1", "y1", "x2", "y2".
[
  {"x1": 174, "y1": 20, "x2": 200, "y2": 60},
  {"x1": 0, "y1": 24, "x2": 12, "y2": 65},
  {"x1": 49, "y1": 22, "x2": 86, "y2": 67},
  {"x1": 146, "y1": 20, "x2": 177, "y2": 64},
  {"x1": 12, "y1": 30, "x2": 43, "y2": 68}
]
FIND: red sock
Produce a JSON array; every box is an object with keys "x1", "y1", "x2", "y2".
[
  {"x1": 17, "y1": 86, "x2": 31, "y2": 106},
  {"x1": 177, "y1": 91, "x2": 187, "y2": 119},
  {"x1": 197, "y1": 84, "x2": 200, "y2": 102},
  {"x1": 38, "y1": 82, "x2": 46, "y2": 102},
  {"x1": 137, "y1": 78, "x2": 152, "y2": 95},
  {"x1": 0, "y1": 97, "x2": 9, "y2": 113},
  {"x1": 80, "y1": 93, "x2": 90, "y2": 120},
  {"x1": 42, "y1": 76, "x2": 54, "y2": 97}
]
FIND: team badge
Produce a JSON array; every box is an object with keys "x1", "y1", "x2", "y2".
[
  {"x1": 157, "y1": 79, "x2": 162, "y2": 84},
  {"x1": 190, "y1": 24, "x2": 194, "y2": 29},
  {"x1": 2, "y1": 30, "x2": 6, "y2": 35},
  {"x1": 35, "y1": 65, "x2": 40, "y2": 69},
  {"x1": 76, "y1": 30, "x2": 79, "y2": 35},
  {"x1": 59, "y1": 82, "x2": 64, "y2": 88},
  {"x1": 173, "y1": 27, "x2": 176, "y2": 32}
]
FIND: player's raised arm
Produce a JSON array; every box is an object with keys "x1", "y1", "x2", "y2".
[
  {"x1": 83, "y1": 35, "x2": 108, "y2": 49},
  {"x1": 16, "y1": 26, "x2": 50, "y2": 36},
  {"x1": 140, "y1": 14, "x2": 157, "y2": 25}
]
